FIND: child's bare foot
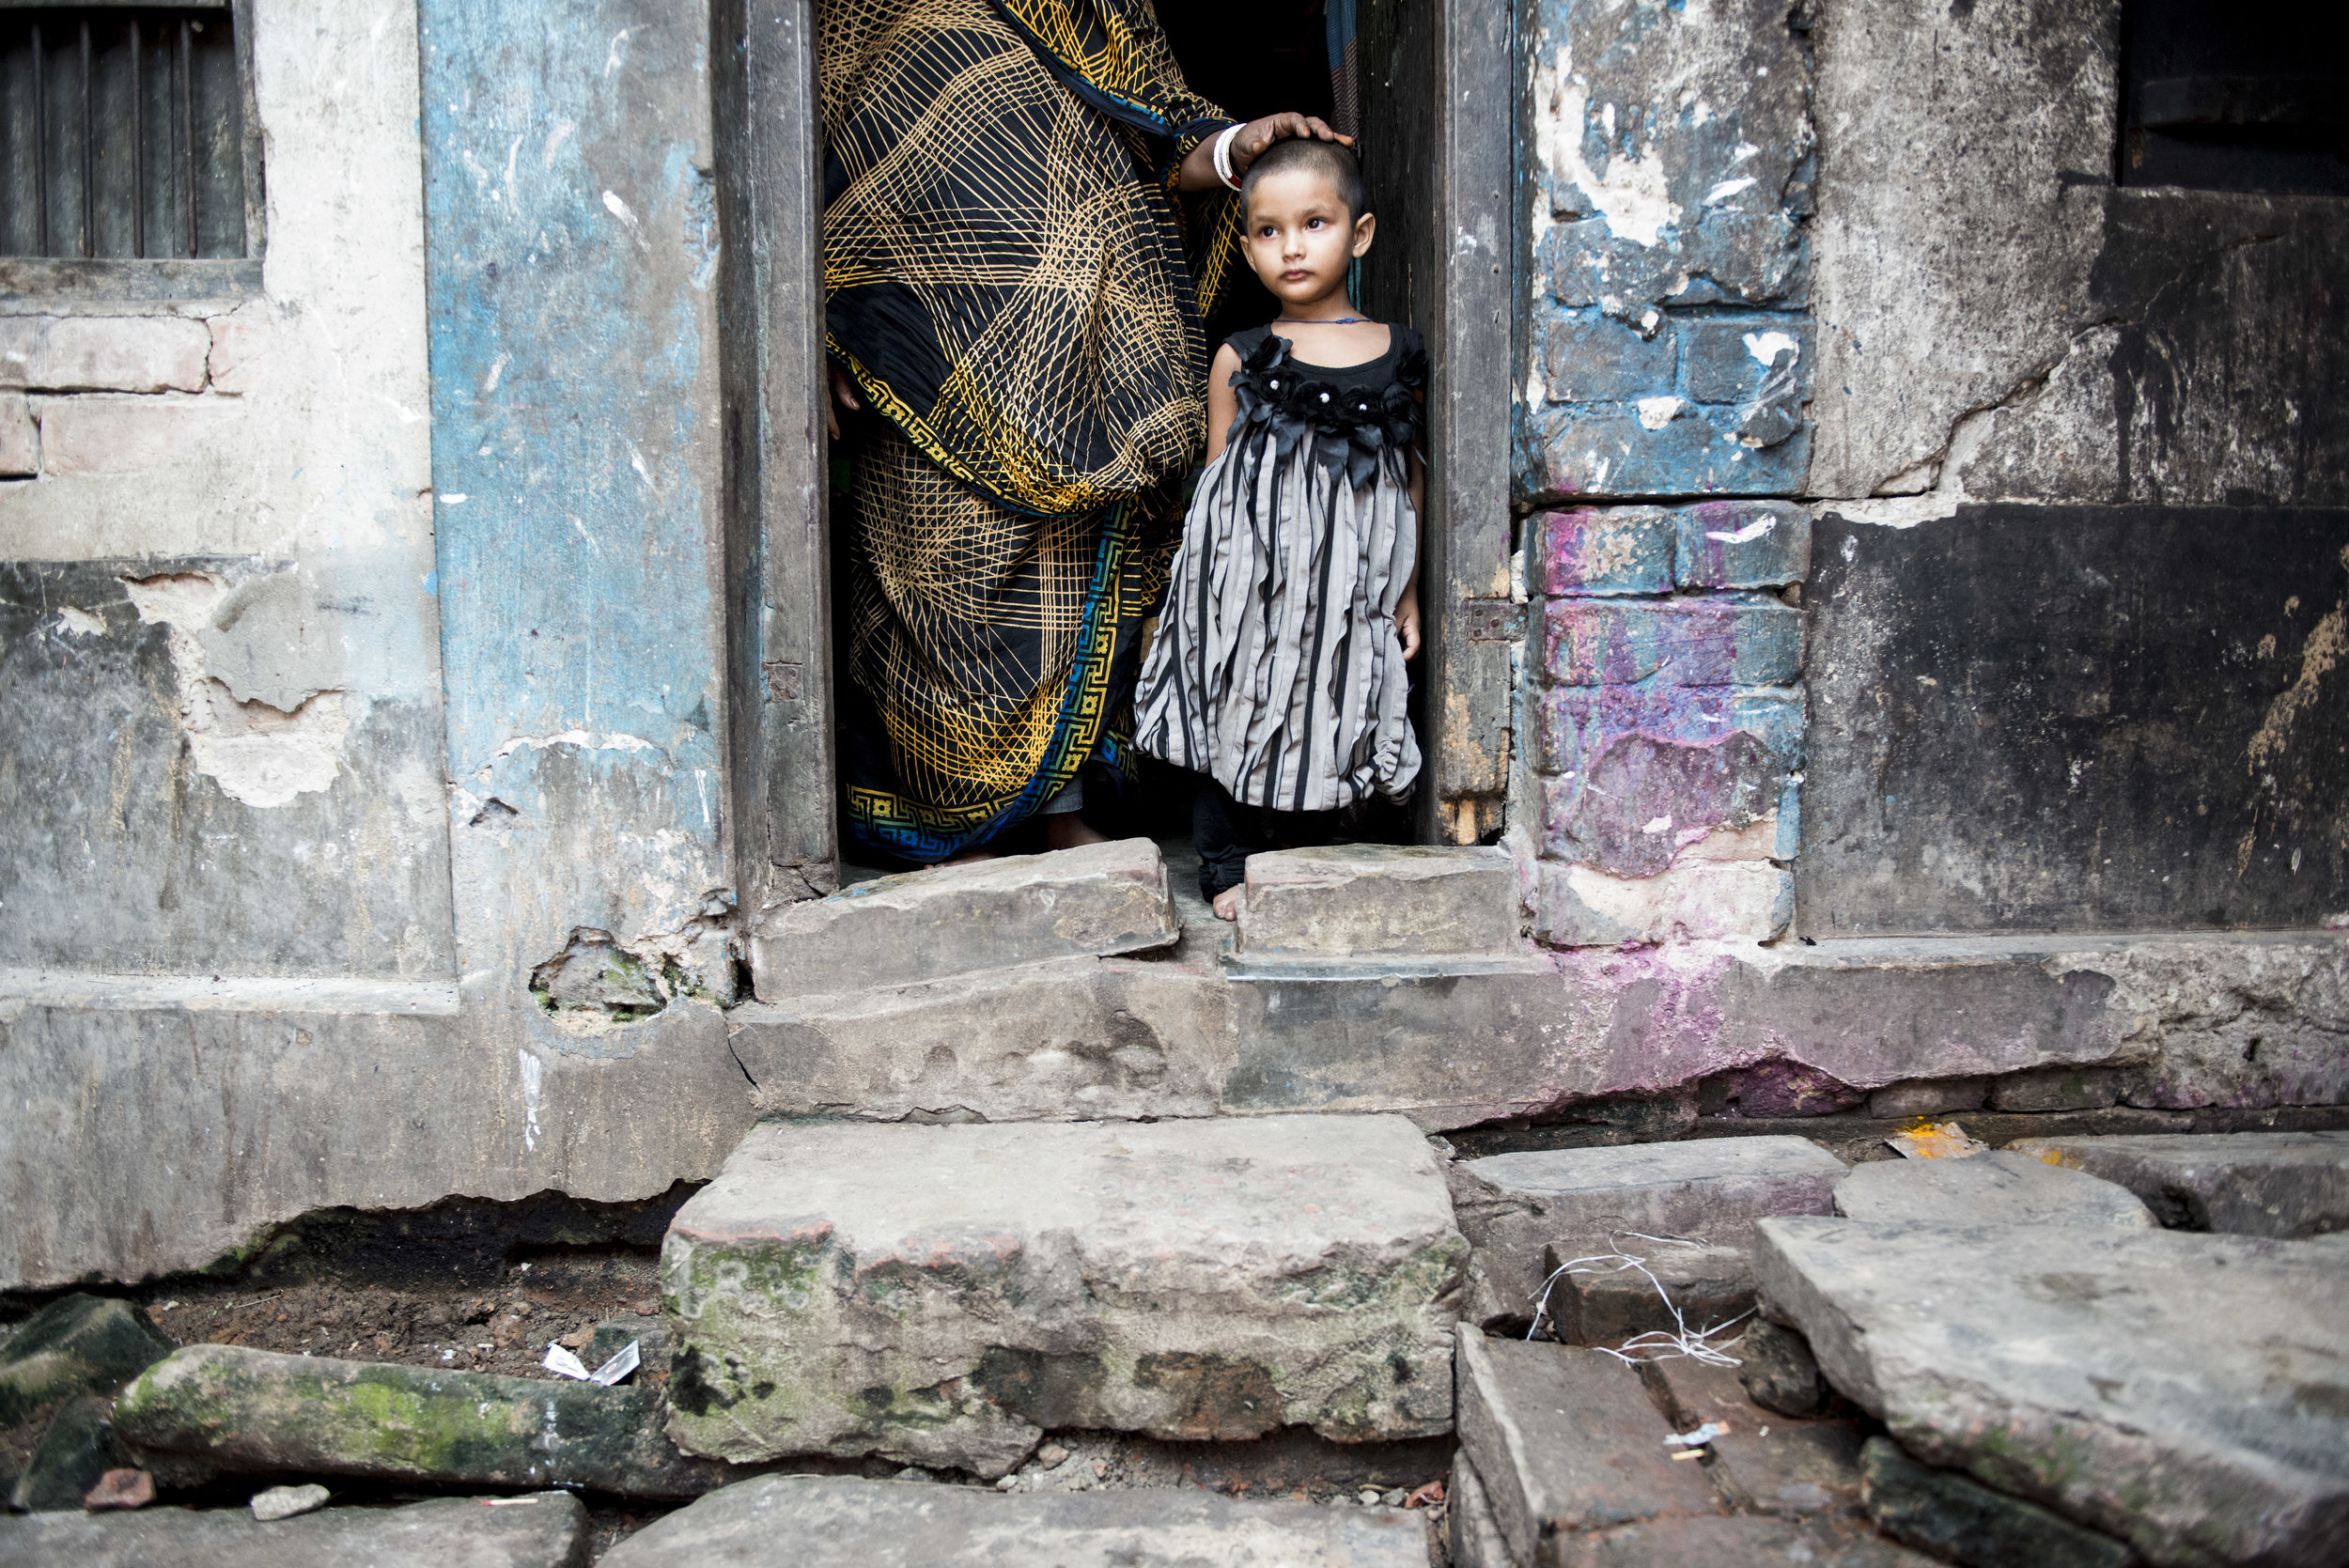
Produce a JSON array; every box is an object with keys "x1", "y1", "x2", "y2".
[
  {"x1": 1044, "y1": 814, "x2": 1111, "y2": 851},
  {"x1": 1212, "y1": 886, "x2": 1241, "y2": 921}
]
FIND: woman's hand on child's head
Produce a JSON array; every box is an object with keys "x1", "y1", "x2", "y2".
[
  {"x1": 1396, "y1": 586, "x2": 1422, "y2": 662},
  {"x1": 1233, "y1": 113, "x2": 1352, "y2": 175}
]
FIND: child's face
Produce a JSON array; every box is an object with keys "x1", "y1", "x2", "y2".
[{"x1": 1242, "y1": 167, "x2": 1376, "y2": 310}]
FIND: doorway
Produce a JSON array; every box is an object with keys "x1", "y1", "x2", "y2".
[{"x1": 712, "y1": 0, "x2": 1511, "y2": 914}]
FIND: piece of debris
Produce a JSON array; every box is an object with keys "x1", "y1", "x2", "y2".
[
  {"x1": 1403, "y1": 1480, "x2": 1444, "y2": 1510},
  {"x1": 251, "y1": 1482, "x2": 331, "y2": 1521},
  {"x1": 1037, "y1": 1443, "x2": 1069, "y2": 1468},
  {"x1": 82, "y1": 1468, "x2": 153, "y2": 1511},
  {"x1": 1664, "y1": 1421, "x2": 1728, "y2": 1448},
  {"x1": 1888, "y1": 1121, "x2": 1987, "y2": 1160},
  {"x1": 540, "y1": 1338, "x2": 641, "y2": 1385}
]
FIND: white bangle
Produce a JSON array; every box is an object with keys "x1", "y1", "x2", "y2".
[{"x1": 1211, "y1": 125, "x2": 1244, "y2": 192}]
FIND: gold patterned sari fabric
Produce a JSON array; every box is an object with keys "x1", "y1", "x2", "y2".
[{"x1": 819, "y1": 0, "x2": 1238, "y2": 862}]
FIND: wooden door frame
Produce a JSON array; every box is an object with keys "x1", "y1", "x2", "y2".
[
  {"x1": 715, "y1": 0, "x2": 1517, "y2": 913},
  {"x1": 1361, "y1": 0, "x2": 1516, "y2": 846}
]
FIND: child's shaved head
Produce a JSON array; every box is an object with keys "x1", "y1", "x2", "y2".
[{"x1": 1241, "y1": 136, "x2": 1368, "y2": 224}]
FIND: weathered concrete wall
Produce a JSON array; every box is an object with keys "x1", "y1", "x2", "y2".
[
  {"x1": 420, "y1": 0, "x2": 735, "y2": 999},
  {"x1": 1790, "y1": 0, "x2": 2349, "y2": 933},
  {"x1": 0, "y1": 0, "x2": 452, "y2": 979}
]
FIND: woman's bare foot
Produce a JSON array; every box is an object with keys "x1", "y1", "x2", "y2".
[
  {"x1": 942, "y1": 847, "x2": 1002, "y2": 866},
  {"x1": 1211, "y1": 886, "x2": 1241, "y2": 921},
  {"x1": 1043, "y1": 814, "x2": 1110, "y2": 852}
]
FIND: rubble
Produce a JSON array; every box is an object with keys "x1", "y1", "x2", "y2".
[
  {"x1": 1735, "y1": 1319, "x2": 1826, "y2": 1418},
  {"x1": 1754, "y1": 1218, "x2": 2349, "y2": 1566},
  {"x1": 596, "y1": 1473, "x2": 1430, "y2": 1567},
  {"x1": 0, "y1": 1295, "x2": 174, "y2": 1428},
  {"x1": 2007, "y1": 1129, "x2": 2349, "y2": 1237},
  {"x1": 8, "y1": 1393, "x2": 123, "y2": 1513},
  {"x1": 1451, "y1": 1137, "x2": 1844, "y2": 1324},
  {"x1": 1644, "y1": 1355, "x2": 1863, "y2": 1517},
  {"x1": 1831, "y1": 1150, "x2": 2155, "y2": 1228},
  {"x1": 1859, "y1": 1436, "x2": 2135, "y2": 1568},
  {"x1": 0, "y1": 1492, "x2": 587, "y2": 1568},
  {"x1": 1453, "y1": 1329, "x2": 1720, "y2": 1562},
  {"x1": 114, "y1": 1344, "x2": 762, "y2": 1499},
  {"x1": 661, "y1": 1114, "x2": 1465, "y2": 1476}
]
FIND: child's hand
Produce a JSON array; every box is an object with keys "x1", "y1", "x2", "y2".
[{"x1": 1397, "y1": 586, "x2": 1422, "y2": 661}]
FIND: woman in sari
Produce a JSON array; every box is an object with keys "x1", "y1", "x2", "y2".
[{"x1": 820, "y1": 0, "x2": 1346, "y2": 863}]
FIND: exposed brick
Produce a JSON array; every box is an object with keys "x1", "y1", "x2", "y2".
[
  {"x1": 39, "y1": 397, "x2": 239, "y2": 475},
  {"x1": 1539, "y1": 596, "x2": 1804, "y2": 688},
  {"x1": 0, "y1": 392, "x2": 35, "y2": 475},
  {"x1": 1523, "y1": 403, "x2": 1810, "y2": 501},
  {"x1": 1542, "y1": 310, "x2": 1677, "y2": 403},
  {"x1": 0, "y1": 317, "x2": 210, "y2": 394},
  {"x1": 206, "y1": 304, "x2": 272, "y2": 396},
  {"x1": 1672, "y1": 502, "x2": 1812, "y2": 588},
  {"x1": 1682, "y1": 317, "x2": 1812, "y2": 406},
  {"x1": 1534, "y1": 506, "x2": 1673, "y2": 596}
]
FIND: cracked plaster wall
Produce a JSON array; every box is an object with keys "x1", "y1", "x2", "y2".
[{"x1": 0, "y1": 0, "x2": 453, "y2": 979}]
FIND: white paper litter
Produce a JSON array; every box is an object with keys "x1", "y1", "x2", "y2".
[
  {"x1": 1664, "y1": 1421, "x2": 1727, "y2": 1448},
  {"x1": 542, "y1": 1339, "x2": 642, "y2": 1385}
]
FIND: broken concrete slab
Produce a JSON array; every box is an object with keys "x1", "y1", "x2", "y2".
[
  {"x1": 727, "y1": 956, "x2": 1234, "y2": 1126},
  {"x1": 8, "y1": 1392, "x2": 122, "y2": 1512},
  {"x1": 661, "y1": 1114, "x2": 1465, "y2": 1477},
  {"x1": 2007, "y1": 1129, "x2": 2349, "y2": 1238},
  {"x1": 1735, "y1": 1319, "x2": 1827, "y2": 1418},
  {"x1": 1454, "y1": 1329, "x2": 1720, "y2": 1563},
  {"x1": 1452, "y1": 1137, "x2": 1844, "y2": 1319},
  {"x1": 1831, "y1": 1151, "x2": 2155, "y2": 1229},
  {"x1": 114, "y1": 1344, "x2": 762, "y2": 1499},
  {"x1": 1859, "y1": 1436, "x2": 2135, "y2": 1568},
  {"x1": 0, "y1": 1491, "x2": 588, "y2": 1568},
  {"x1": 1449, "y1": 1452, "x2": 1515, "y2": 1568},
  {"x1": 1644, "y1": 1355, "x2": 1862, "y2": 1517},
  {"x1": 1550, "y1": 1514, "x2": 1937, "y2": 1567},
  {"x1": 1754, "y1": 1218, "x2": 2349, "y2": 1567},
  {"x1": 1539, "y1": 1240, "x2": 1753, "y2": 1347},
  {"x1": 0, "y1": 1295, "x2": 174, "y2": 1428},
  {"x1": 1234, "y1": 846, "x2": 1523, "y2": 960},
  {"x1": 598, "y1": 1473, "x2": 1429, "y2": 1567},
  {"x1": 746, "y1": 839, "x2": 1178, "y2": 1000}
]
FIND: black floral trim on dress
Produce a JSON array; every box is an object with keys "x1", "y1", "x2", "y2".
[{"x1": 1227, "y1": 330, "x2": 1426, "y2": 491}]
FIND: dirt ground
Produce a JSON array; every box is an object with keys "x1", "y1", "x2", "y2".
[{"x1": 123, "y1": 1249, "x2": 667, "y2": 1388}]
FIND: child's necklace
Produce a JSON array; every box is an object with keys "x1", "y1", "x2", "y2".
[{"x1": 1274, "y1": 316, "x2": 1366, "y2": 325}]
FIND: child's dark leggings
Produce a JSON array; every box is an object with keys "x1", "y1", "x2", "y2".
[{"x1": 1192, "y1": 779, "x2": 1341, "y2": 900}]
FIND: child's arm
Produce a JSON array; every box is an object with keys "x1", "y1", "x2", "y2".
[
  {"x1": 1397, "y1": 412, "x2": 1425, "y2": 661},
  {"x1": 1204, "y1": 342, "x2": 1242, "y2": 461}
]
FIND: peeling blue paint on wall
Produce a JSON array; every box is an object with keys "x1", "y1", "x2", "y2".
[{"x1": 420, "y1": 0, "x2": 730, "y2": 981}]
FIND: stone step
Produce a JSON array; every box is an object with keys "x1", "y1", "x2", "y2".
[
  {"x1": 1538, "y1": 1239, "x2": 1754, "y2": 1347},
  {"x1": 747, "y1": 838, "x2": 1179, "y2": 1001},
  {"x1": 659, "y1": 1113, "x2": 1466, "y2": 1478},
  {"x1": 1753, "y1": 1216, "x2": 2349, "y2": 1567},
  {"x1": 1547, "y1": 1514, "x2": 1937, "y2": 1567},
  {"x1": 1643, "y1": 1353, "x2": 1865, "y2": 1518},
  {"x1": 1451, "y1": 1137, "x2": 1845, "y2": 1329},
  {"x1": 1229, "y1": 845, "x2": 1531, "y2": 976},
  {"x1": 2006, "y1": 1129, "x2": 2349, "y2": 1237},
  {"x1": 1831, "y1": 1150, "x2": 2155, "y2": 1229},
  {"x1": 599, "y1": 1473, "x2": 1430, "y2": 1567},
  {"x1": 0, "y1": 1493, "x2": 586, "y2": 1568},
  {"x1": 115, "y1": 1343, "x2": 760, "y2": 1499},
  {"x1": 1453, "y1": 1329, "x2": 1722, "y2": 1563}
]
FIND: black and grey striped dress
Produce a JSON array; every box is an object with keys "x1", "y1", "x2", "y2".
[{"x1": 1135, "y1": 324, "x2": 1426, "y2": 813}]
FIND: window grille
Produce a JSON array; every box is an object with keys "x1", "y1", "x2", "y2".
[{"x1": 0, "y1": 2, "x2": 252, "y2": 259}]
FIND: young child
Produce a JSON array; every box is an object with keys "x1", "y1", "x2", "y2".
[{"x1": 1134, "y1": 136, "x2": 1424, "y2": 920}]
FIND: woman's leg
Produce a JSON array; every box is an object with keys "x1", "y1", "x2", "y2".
[{"x1": 1193, "y1": 779, "x2": 1256, "y2": 918}]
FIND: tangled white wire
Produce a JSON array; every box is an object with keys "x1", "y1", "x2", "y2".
[{"x1": 1525, "y1": 1231, "x2": 1753, "y2": 1367}]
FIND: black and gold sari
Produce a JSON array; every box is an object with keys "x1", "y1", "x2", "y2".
[{"x1": 820, "y1": 0, "x2": 1241, "y2": 862}]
